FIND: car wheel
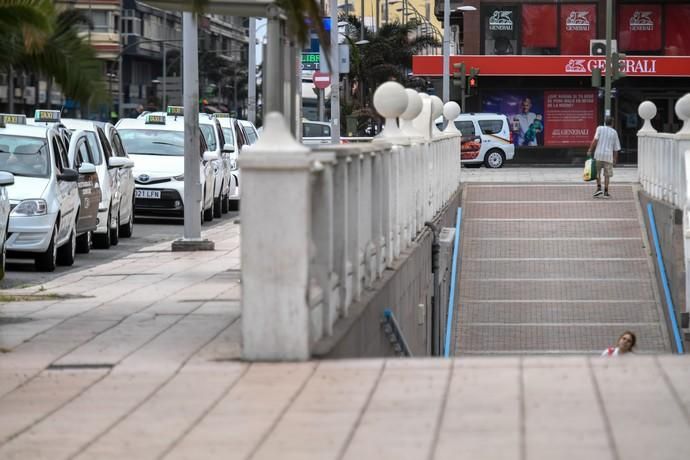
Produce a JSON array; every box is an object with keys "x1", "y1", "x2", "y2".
[
  {"x1": 57, "y1": 226, "x2": 76, "y2": 266},
  {"x1": 204, "y1": 197, "x2": 214, "y2": 222},
  {"x1": 93, "y1": 210, "x2": 111, "y2": 249},
  {"x1": 213, "y1": 194, "x2": 222, "y2": 218},
  {"x1": 484, "y1": 149, "x2": 505, "y2": 168},
  {"x1": 35, "y1": 226, "x2": 58, "y2": 272},
  {"x1": 110, "y1": 213, "x2": 120, "y2": 246},
  {"x1": 221, "y1": 193, "x2": 229, "y2": 214},
  {"x1": 0, "y1": 231, "x2": 6, "y2": 281},
  {"x1": 119, "y1": 199, "x2": 134, "y2": 238},
  {"x1": 76, "y1": 231, "x2": 91, "y2": 254}
]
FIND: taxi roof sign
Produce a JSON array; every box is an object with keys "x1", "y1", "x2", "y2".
[
  {"x1": 34, "y1": 110, "x2": 61, "y2": 123},
  {"x1": 167, "y1": 106, "x2": 184, "y2": 117},
  {"x1": 0, "y1": 114, "x2": 27, "y2": 127},
  {"x1": 146, "y1": 114, "x2": 166, "y2": 125},
  {"x1": 213, "y1": 113, "x2": 230, "y2": 118}
]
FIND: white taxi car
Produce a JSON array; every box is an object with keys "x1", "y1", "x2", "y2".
[
  {"x1": 213, "y1": 114, "x2": 245, "y2": 211},
  {"x1": 0, "y1": 114, "x2": 81, "y2": 271},
  {"x1": 0, "y1": 170, "x2": 14, "y2": 280},
  {"x1": 436, "y1": 113, "x2": 515, "y2": 168},
  {"x1": 61, "y1": 119, "x2": 135, "y2": 248},
  {"x1": 199, "y1": 114, "x2": 232, "y2": 217},
  {"x1": 116, "y1": 108, "x2": 217, "y2": 221}
]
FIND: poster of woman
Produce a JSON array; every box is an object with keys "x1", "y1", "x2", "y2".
[{"x1": 483, "y1": 92, "x2": 545, "y2": 146}]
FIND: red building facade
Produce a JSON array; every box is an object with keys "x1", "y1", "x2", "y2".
[{"x1": 418, "y1": 0, "x2": 690, "y2": 163}]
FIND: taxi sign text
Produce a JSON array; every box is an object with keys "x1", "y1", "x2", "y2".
[
  {"x1": 213, "y1": 113, "x2": 230, "y2": 118},
  {"x1": 146, "y1": 114, "x2": 166, "y2": 125},
  {"x1": 34, "y1": 110, "x2": 60, "y2": 123},
  {"x1": 167, "y1": 106, "x2": 184, "y2": 116},
  {"x1": 0, "y1": 114, "x2": 27, "y2": 126}
]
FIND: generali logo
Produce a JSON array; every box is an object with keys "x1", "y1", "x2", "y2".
[
  {"x1": 565, "y1": 59, "x2": 587, "y2": 73},
  {"x1": 630, "y1": 11, "x2": 654, "y2": 31},
  {"x1": 564, "y1": 58, "x2": 658, "y2": 74},
  {"x1": 565, "y1": 11, "x2": 590, "y2": 31},
  {"x1": 488, "y1": 11, "x2": 513, "y2": 31}
]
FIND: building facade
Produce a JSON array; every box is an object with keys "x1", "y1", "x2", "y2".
[{"x1": 415, "y1": 0, "x2": 690, "y2": 163}]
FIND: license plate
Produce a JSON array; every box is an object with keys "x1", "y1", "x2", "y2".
[{"x1": 135, "y1": 189, "x2": 161, "y2": 199}]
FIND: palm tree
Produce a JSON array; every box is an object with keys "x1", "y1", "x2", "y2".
[{"x1": 1, "y1": 0, "x2": 106, "y2": 107}]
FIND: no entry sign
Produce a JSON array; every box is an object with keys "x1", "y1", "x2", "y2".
[{"x1": 313, "y1": 71, "x2": 331, "y2": 89}]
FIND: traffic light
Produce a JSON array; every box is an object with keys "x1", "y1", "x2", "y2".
[
  {"x1": 611, "y1": 52, "x2": 627, "y2": 81},
  {"x1": 453, "y1": 62, "x2": 466, "y2": 89},
  {"x1": 468, "y1": 67, "x2": 480, "y2": 88},
  {"x1": 591, "y1": 67, "x2": 602, "y2": 87}
]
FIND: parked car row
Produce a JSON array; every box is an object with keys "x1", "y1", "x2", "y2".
[
  {"x1": 121, "y1": 107, "x2": 258, "y2": 219},
  {"x1": 0, "y1": 108, "x2": 259, "y2": 278}
]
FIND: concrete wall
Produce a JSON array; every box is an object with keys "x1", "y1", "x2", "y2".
[
  {"x1": 638, "y1": 190, "x2": 688, "y2": 347},
  {"x1": 313, "y1": 186, "x2": 462, "y2": 359}
]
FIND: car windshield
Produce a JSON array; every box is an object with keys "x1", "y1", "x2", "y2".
[
  {"x1": 222, "y1": 128, "x2": 235, "y2": 145},
  {"x1": 200, "y1": 124, "x2": 217, "y2": 151},
  {"x1": 0, "y1": 135, "x2": 50, "y2": 178},
  {"x1": 118, "y1": 129, "x2": 184, "y2": 156}
]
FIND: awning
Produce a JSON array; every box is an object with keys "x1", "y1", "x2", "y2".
[{"x1": 412, "y1": 55, "x2": 690, "y2": 77}]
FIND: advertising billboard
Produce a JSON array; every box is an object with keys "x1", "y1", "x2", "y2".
[{"x1": 483, "y1": 91, "x2": 544, "y2": 147}]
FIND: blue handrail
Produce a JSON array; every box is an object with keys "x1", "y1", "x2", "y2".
[
  {"x1": 444, "y1": 208, "x2": 462, "y2": 357},
  {"x1": 647, "y1": 203, "x2": 685, "y2": 354}
]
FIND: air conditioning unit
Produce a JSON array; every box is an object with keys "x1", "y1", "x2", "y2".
[{"x1": 590, "y1": 39, "x2": 617, "y2": 56}]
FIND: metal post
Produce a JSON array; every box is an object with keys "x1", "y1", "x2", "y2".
[
  {"x1": 330, "y1": 0, "x2": 341, "y2": 143},
  {"x1": 319, "y1": 89, "x2": 325, "y2": 121},
  {"x1": 8, "y1": 65, "x2": 14, "y2": 113},
  {"x1": 248, "y1": 17, "x2": 257, "y2": 124},
  {"x1": 442, "y1": 0, "x2": 450, "y2": 103},
  {"x1": 171, "y1": 12, "x2": 213, "y2": 251},
  {"x1": 118, "y1": 4, "x2": 124, "y2": 119},
  {"x1": 376, "y1": 0, "x2": 380, "y2": 30},
  {"x1": 361, "y1": 0, "x2": 365, "y2": 40},
  {"x1": 162, "y1": 41, "x2": 167, "y2": 109},
  {"x1": 264, "y1": 7, "x2": 282, "y2": 115},
  {"x1": 604, "y1": 0, "x2": 612, "y2": 117}
]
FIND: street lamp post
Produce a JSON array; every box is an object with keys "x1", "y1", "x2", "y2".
[
  {"x1": 604, "y1": 0, "x2": 613, "y2": 117},
  {"x1": 330, "y1": 0, "x2": 341, "y2": 144},
  {"x1": 442, "y1": 3, "x2": 476, "y2": 103},
  {"x1": 248, "y1": 17, "x2": 257, "y2": 124}
]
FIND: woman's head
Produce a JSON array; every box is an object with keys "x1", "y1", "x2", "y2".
[{"x1": 617, "y1": 331, "x2": 636, "y2": 353}]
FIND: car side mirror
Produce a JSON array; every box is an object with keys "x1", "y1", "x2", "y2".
[
  {"x1": 222, "y1": 143, "x2": 235, "y2": 154},
  {"x1": 0, "y1": 171, "x2": 14, "y2": 186},
  {"x1": 78, "y1": 162, "x2": 97, "y2": 174},
  {"x1": 202, "y1": 151, "x2": 218, "y2": 162},
  {"x1": 58, "y1": 168, "x2": 79, "y2": 182},
  {"x1": 108, "y1": 156, "x2": 127, "y2": 169}
]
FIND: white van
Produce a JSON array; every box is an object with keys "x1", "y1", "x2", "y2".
[{"x1": 436, "y1": 113, "x2": 515, "y2": 168}]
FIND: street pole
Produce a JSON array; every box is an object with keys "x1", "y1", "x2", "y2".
[
  {"x1": 162, "y1": 41, "x2": 167, "y2": 109},
  {"x1": 8, "y1": 65, "x2": 14, "y2": 113},
  {"x1": 604, "y1": 0, "x2": 612, "y2": 118},
  {"x1": 361, "y1": 0, "x2": 365, "y2": 39},
  {"x1": 442, "y1": 0, "x2": 450, "y2": 103},
  {"x1": 118, "y1": 3, "x2": 124, "y2": 119},
  {"x1": 248, "y1": 17, "x2": 257, "y2": 124},
  {"x1": 175, "y1": 11, "x2": 210, "y2": 250},
  {"x1": 329, "y1": 0, "x2": 341, "y2": 143}
]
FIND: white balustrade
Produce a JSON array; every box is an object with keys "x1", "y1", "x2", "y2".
[
  {"x1": 637, "y1": 93, "x2": 690, "y2": 335},
  {"x1": 240, "y1": 82, "x2": 462, "y2": 361}
]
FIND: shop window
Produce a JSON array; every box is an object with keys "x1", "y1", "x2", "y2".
[
  {"x1": 665, "y1": 4, "x2": 690, "y2": 56},
  {"x1": 483, "y1": 6, "x2": 518, "y2": 55},
  {"x1": 618, "y1": 4, "x2": 662, "y2": 52},
  {"x1": 560, "y1": 3, "x2": 596, "y2": 55},
  {"x1": 521, "y1": 4, "x2": 557, "y2": 54}
]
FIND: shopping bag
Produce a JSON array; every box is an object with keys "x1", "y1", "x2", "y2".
[{"x1": 583, "y1": 157, "x2": 597, "y2": 182}]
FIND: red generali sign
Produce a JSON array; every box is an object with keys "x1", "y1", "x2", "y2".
[
  {"x1": 544, "y1": 90, "x2": 597, "y2": 146},
  {"x1": 412, "y1": 55, "x2": 690, "y2": 77}
]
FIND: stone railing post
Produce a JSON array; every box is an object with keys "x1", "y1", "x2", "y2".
[{"x1": 240, "y1": 113, "x2": 312, "y2": 361}]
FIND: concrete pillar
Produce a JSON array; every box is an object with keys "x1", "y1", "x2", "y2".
[{"x1": 240, "y1": 112, "x2": 312, "y2": 361}]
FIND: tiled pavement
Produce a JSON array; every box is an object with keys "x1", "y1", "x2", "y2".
[
  {"x1": 456, "y1": 181, "x2": 672, "y2": 354},
  {"x1": 1, "y1": 167, "x2": 689, "y2": 459}
]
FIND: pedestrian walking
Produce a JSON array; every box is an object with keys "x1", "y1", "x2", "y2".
[
  {"x1": 601, "y1": 331, "x2": 636, "y2": 357},
  {"x1": 587, "y1": 116, "x2": 621, "y2": 199}
]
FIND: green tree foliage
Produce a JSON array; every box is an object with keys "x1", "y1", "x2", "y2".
[{"x1": 1, "y1": 0, "x2": 106, "y2": 105}]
